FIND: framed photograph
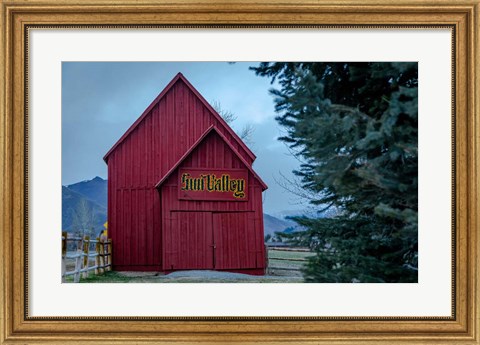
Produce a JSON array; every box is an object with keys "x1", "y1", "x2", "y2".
[{"x1": 1, "y1": 0, "x2": 479, "y2": 344}]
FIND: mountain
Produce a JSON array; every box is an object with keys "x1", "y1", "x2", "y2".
[
  {"x1": 272, "y1": 206, "x2": 340, "y2": 221},
  {"x1": 66, "y1": 176, "x2": 107, "y2": 208},
  {"x1": 62, "y1": 185, "x2": 106, "y2": 234},
  {"x1": 263, "y1": 213, "x2": 299, "y2": 237}
]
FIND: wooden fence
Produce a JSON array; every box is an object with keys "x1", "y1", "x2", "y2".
[
  {"x1": 62, "y1": 232, "x2": 112, "y2": 283},
  {"x1": 266, "y1": 246, "x2": 311, "y2": 275}
]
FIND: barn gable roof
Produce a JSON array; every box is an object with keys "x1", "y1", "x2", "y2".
[
  {"x1": 103, "y1": 72, "x2": 256, "y2": 163},
  {"x1": 155, "y1": 125, "x2": 267, "y2": 190}
]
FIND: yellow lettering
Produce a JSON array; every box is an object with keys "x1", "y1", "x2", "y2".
[{"x1": 180, "y1": 172, "x2": 246, "y2": 198}]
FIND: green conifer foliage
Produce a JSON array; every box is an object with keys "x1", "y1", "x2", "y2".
[{"x1": 252, "y1": 62, "x2": 418, "y2": 282}]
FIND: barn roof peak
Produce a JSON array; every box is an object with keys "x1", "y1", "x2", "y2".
[
  {"x1": 103, "y1": 72, "x2": 256, "y2": 163},
  {"x1": 155, "y1": 125, "x2": 267, "y2": 191}
]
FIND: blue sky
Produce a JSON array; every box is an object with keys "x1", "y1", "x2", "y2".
[{"x1": 62, "y1": 62, "x2": 305, "y2": 215}]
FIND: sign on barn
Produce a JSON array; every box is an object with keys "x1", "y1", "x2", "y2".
[
  {"x1": 104, "y1": 73, "x2": 267, "y2": 275},
  {"x1": 179, "y1": 168, "x2": 248, "y2": 201}
]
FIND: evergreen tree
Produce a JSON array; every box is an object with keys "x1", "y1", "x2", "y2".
[{"x1": 252, "y1": 62, "x2": 418, "y2": 282}]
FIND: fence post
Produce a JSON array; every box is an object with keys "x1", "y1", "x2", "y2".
[
  {"x1": 73, "y1": 238, "x2": 83, "y2": 283},
  {"x1": 99, "y1": 239, "x2": 105, "y2": 274},
  {"x1": 95, "y1": 237, "x2": 101, "y2": 275},
  {"x1": 107, "y1": 240, "x2": 112, "y2": 271},
  {"x1": 266, "y1": 244, "x2": 270, "y2": 275},
  {"x1": 82, "y1": 235, "x2": 90, "y2": 279},
  {"x1": 61, "y1": 232, "x2": 67, "y2": 283}
]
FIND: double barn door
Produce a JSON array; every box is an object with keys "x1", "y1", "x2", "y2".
[{"x1": 163, "y1": 211, "x2": 258, "y2": 271}]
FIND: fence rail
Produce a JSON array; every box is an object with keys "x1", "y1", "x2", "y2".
[
  {"x1": 266, "y1": 247, "x2": 313, "y2": 275},
  {"x1": 269, "y1": 257, "x2": 308, "y2": 262},
  {"x1": 266, "y1": 246, "x2": 312, "y2": 252},
  {"x1": 62, "y1": 232, "x2": 112, "y2": 283}
]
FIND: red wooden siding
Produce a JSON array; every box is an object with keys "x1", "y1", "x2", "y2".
[{"x1": 105, "y1": 73, "x2": 266, "y2": 273}]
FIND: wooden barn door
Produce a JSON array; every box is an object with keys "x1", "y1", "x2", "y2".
[
  {"x1": 164, "y1": 211, "x2": 258, "y2": 271},
  {"x1": 164, "y1": 211, "x2": 214, "y2": 270},
  {"x1": 213, "y1": 212, "x2": 256, "y2": 270}
]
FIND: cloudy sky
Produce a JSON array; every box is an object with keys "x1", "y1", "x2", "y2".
[{"x1": 62, "y1": 62, "x2": 306, "y2": 215}]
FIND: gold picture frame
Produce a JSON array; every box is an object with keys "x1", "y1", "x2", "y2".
[{"x1": 1, "y1": 0, "x2": 479, "y2": 343}]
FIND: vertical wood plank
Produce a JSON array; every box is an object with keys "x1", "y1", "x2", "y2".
[
  {"x1": 99, "y1": 239, "x2": 105, "y2": 274},
  {"x1": 73, "y1": 240, "x2": 82, "y2": 283},
  {"x1": 95, "y1": 238, "x2": 100, "y2": 275},
  {"x1": 82, "y1": 235, "x2": 90, "y2": 279}
]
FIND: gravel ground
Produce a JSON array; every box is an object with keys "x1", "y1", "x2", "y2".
[{"x1": 114, "y1": 270, "x2": 304, "y2": 283}]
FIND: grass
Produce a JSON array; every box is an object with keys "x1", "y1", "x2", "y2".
[
  {"x1": 267, "y1": 249, "x2": 314, "y2": 270},
  {"x1": 268, "y1": 258, "x2": 306, "y2": 269},
  {"x1": 268, "y1": 249, "x2": 314, "y2": 260},
  {"x1": 76, "y1": 271, "x2": 133, "y2": 283}
]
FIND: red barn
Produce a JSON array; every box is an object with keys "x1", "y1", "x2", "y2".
[{"x1": 103, "y1": 73, "x2": 267, "y2": 275}]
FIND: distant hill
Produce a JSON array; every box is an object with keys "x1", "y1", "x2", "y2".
[
  {"x1": 66, "y1": 176, "x2": 107, "y2": 208},
  {"x1": 273, "y1": 206, "x2": 340, "y2": 220},
  {"x1": 263, "y1": 213, "x2": 299, "y2": 237},
  {"x1": 62, "y1": 177, "x2": 306, "y2": 239},
  {"x1": 62, "y1": 185, "x2": 106, "y2": 234}
]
